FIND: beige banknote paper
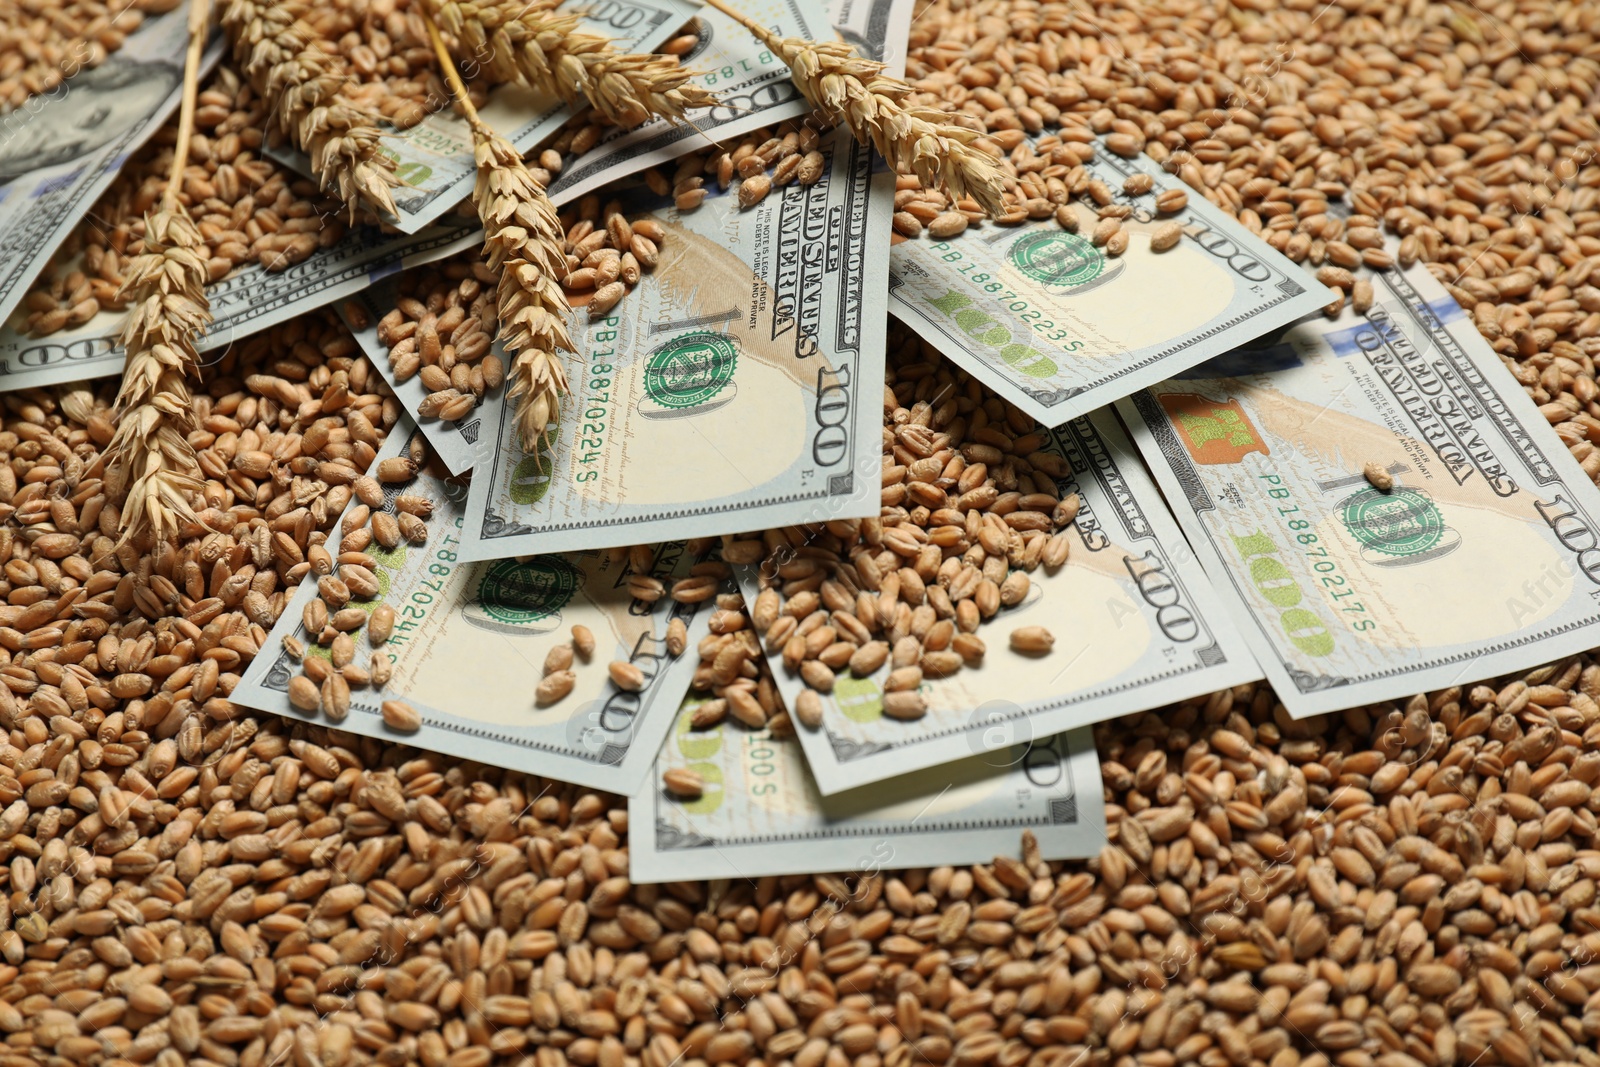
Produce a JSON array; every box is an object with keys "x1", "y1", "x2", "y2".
[
  {"x1": 231, "y1": 422, "x2": 714, "y2": 793},
  {"x1": 888, "y1": 143, "x2": 1333, "y2": 426},
  {"x1": 737, "y1": 409, "x2": 1259, "y2": 795},
  {"x1": 631, "y1": 693, "x2": 1104, "y2": 882},
  {"x1": 458, "y1": 127, "x2": 894, "y2": 560},
  {"x1": 1120, "y1": 264, "x2": 1600, "y2": 716}
]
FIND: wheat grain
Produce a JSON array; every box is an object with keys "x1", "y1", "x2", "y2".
[
  {"x1": 700, "y1": 0, "x2": 1006, "y2": 217},
  {"x1": 380, "y1": 699, "x2": 422, "y2": 731},
  {"x1": 220, "y1": 0, "x2": 399, "y2": 218},
  {"x1": 103, "y1": 0, "x2": 214, "y2": 545},
  {"x1": 377, "y1": 258, "x2": 501, "y2": 422},
  {"x1": 0, "y1": 0, "x2": 171, "y2": 110},
  {"x1": 426, "y1": 0, "x2": 715, "y2": 128},
  {"x1": 1009, "y1": 626, "x2": 1054, "y2": 654},
  {"x1": 607, "y1": 660, "x2": 645, "y2": 691},
  {"x1": 662, "y1": 766, "x2": 704, "y2": 797},
  {"x1": 1155, "y1": 188, "x2": 1188, "y2": 214},
  {"x1": 735, "y1": 332, "x2": 1075, "y2": 707},
  {"x1": 424, "y1": 12, "x2": 574, "y2": 456},
  {"x1": 9, "y1": 5, "x2": 1600, "y2": 1067}
]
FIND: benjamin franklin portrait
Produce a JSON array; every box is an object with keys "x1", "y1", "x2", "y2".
[{"x1": 0, "y1": 52, "x2": 179, "y2": 187}]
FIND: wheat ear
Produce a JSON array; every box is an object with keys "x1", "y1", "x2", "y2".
[
  {"x1": 105, "y1": 0, "x2": 215, "y2": 544},
  {"x1": 700, "y1": 0, "x2": 1007, "y2": 217},
  {"x1": 221, "y1": 0, "x2": 399, "y2": 219},
  {"x1": 425, "y1": 12, "x2": 574, "y2": 458},
  {"x1": 426, "y1": 0, "x2": 716, "y2": 128}
]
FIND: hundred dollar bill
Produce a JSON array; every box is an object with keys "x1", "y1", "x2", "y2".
[
  {"x1": 458, "y1": 127, "x2": 894, "y2": 560},
  {"x1": 0, "y1": 221, "x2": 480, "y2": 390},
  {"x1": 737, "y1": 409, "x2": 1259, "y2": 795},
  {"x1": 0, "y1": 15, "x2": 223, "y2": 330},
  {"x1": 231, "y1": 421, "x2": 714, "y2": 794},
  {"x1": 265, "y1": 0, "x2": 699, "y2": 233},
  {"x1": 887, "y1": 144, "x2": 1334, "y2": 427},
  {"x1": 544, "y1": 0, "x2": 913, "y2": 206},
  {"x1": 1119, "y1": 263, "x2": 1600, "y2": 717},
  {"x1": 631, "y1": 696, "x2": 1104, "y2": 882},
  {"x1": 338, "y1": 276, "x2": 490, "y2": 476},
  {"x1": 831, "y1": 0, "x2": 916, "y2": 71}
]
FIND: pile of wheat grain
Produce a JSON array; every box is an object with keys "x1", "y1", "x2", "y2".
[
  {"x1": 2, "y1": 2, "x2": 1600, "y2": 1067},
  {"x1": 0, "y1": 0, "x2": 179, "y2": 110}
]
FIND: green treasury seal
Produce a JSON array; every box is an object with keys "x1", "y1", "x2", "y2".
[
  {"x1": 476, "y1": 557, "x2": 582, "y2": 626},
  {"x1": 643, "y1": 331, "x2": 738, "y2": 409},
  {"x1": 1339, "y1": 487, "x2": 1446, "y2": 557},
  {"x1": 1009, "y1": 231, "x2": 1105, "y2": 288}
]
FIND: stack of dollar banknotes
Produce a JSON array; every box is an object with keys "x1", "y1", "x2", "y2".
[{"x1": 7, "y1": 1, "x2": 1600, "y2": 884}]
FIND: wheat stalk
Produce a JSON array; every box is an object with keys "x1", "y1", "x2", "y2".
[
  {"x1": 700, "y1": 0, "x2": 1007, "y2": 217},
  {"x1": 425, "y1": 12, "x2": 574, "y2": 458},
  {"x1": 426, "y1": 0, "x2": 716, "y2": 128},
  {"x1": 221, "y1": 0, "x2": 399, "y2": 218},
  {"x1": 105, "y1": 0, "x2": 215, "y2": 544}
]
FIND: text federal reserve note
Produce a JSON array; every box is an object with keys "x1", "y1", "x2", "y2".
[
  {"x1": 1120, "y1": 264, "x2": 1600, "y2": 716},
  {"x1": 266, "y1": 0, "x2": 698, "y2": 232},
  {"x1": 739, "y1": 410, "x2": 1259, "y2": 795},
  {"x1": 545, "y1": 0, "x2": 912, "y2": 206},
  {"x1": 0, "y1": 15, "x2": 222, "y2": 330},
  {"x1": 0, "y1": 221, "x2": 479, "y2": 390},
  {"x1": 631, "y1": 694, "x2": 1104, "y2": 882},
  {"x1": 889, "y1": 142, "x2": 1333, "y2": 426},
  {"x1": 232, "y1": 423, "x2": 712, "y2": 794},
  {"x1": 458, "y1": 128, "x2": 893, "y2": 561}
]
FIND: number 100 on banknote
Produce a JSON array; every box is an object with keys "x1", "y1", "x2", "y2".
[
  {"x1": 1122, "y1": 265, "x2": 1600, "y2": 716},
  {"x1": 889, "y1": 144, "x2": 1333, "y2": 426}
]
